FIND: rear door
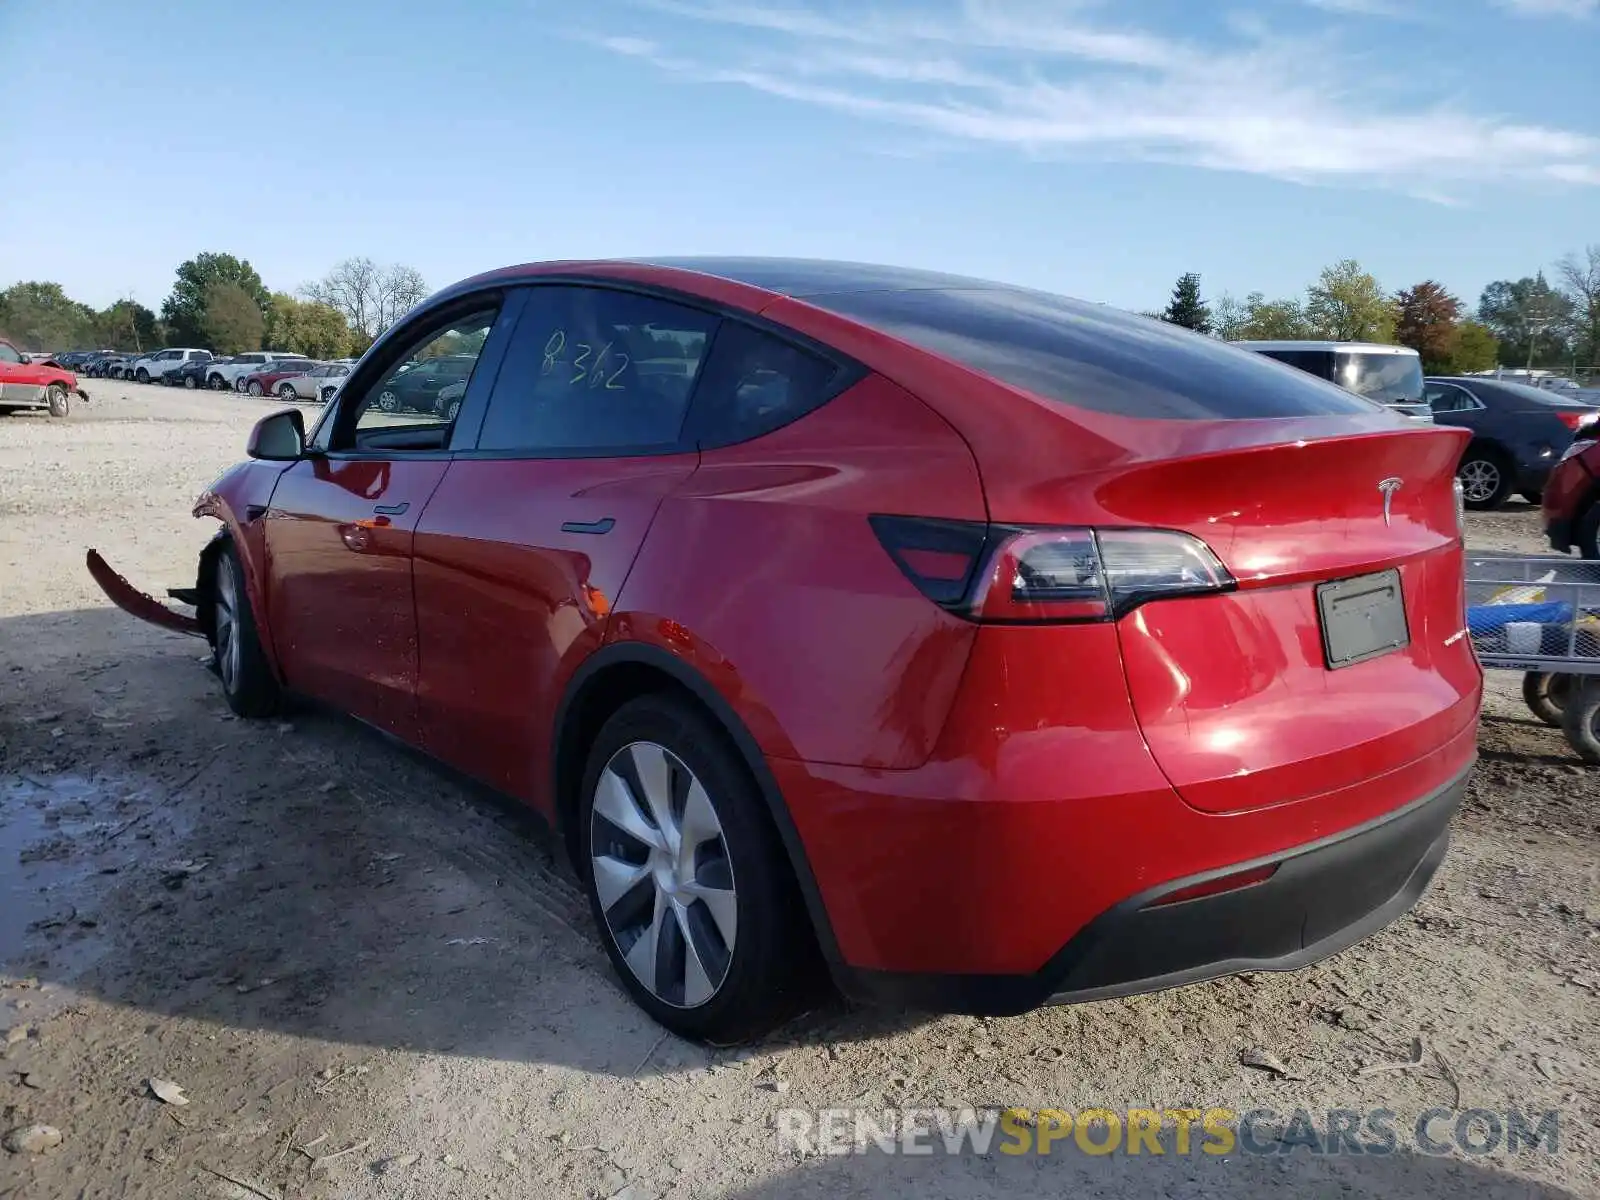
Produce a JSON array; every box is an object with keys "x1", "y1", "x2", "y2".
[
  {"x1": 1425, "y1": 380, "x2": 1485, "y2": 432},
  {"x1": 264, "y1": 300, "x2": 509, "y2": 741},
  {"x1": 412, "y1": 283, "x2": 718, "y2": 801}
]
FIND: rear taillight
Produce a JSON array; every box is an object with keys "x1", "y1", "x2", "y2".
[
  {"x1": 1557, "y1": 410, "x2": 1599, "y2": 432},
  {"x1": 870, "y1": 516, "x2": 1234, "y2": 624}
]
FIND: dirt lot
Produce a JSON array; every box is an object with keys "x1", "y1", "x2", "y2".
[{"x1": 1, "y1": 383, "x2": 1597, "y2": 1200}]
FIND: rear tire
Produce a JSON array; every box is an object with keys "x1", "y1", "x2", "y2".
[
  {"x1": 247, "y1": 380, "x2": 263, "y2": 397},
  {"x1": 1523, "y1": 671, "x2": 1573, "y2": 728},
  {"x1": 210, "y1": 543, "x2": 281, "y2": 718},
  {"x1": 1458, "y1": 449, "x2": 1513, "y2": 511},
  {"x1": 278, "y1": 383, "x2": 297, "y2": 400},
  {"x1": 135, "y1": 368, "x2": 149, "y2": 384},
  {"x1": 184, "y1": 375, "x2": 197, "y2": 389},
  {"x1": 45, "y1": 383, "x2": 70, "y2": 418},
  {"x1": 577, "y1": 694, "x2": 816, "y2": 1043}
]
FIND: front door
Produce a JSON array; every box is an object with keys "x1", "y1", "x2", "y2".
[
  {"x1": 412, "y1": 284, "x2": 720, "y2": 805},
  {"x1": 0, "y1": 342, "x2": 45, "y2": 406},
  {"x1": 263, "y1": 303, "x2": 504, "y2": 742}
]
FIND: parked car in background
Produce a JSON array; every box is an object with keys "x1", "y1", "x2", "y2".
[
  {"x1": 50, "y1": 350, "x2": 107, "y2": 370},
  {"x1": 242, "y1": 360, "x2": 323, "y2": 397},
  {"x1": 88, "y1": 257, "x2": 1481, "y2": 1042},
  {"x1": 98, "y1": 351, "x2": 143, "y2": 379},
  {"x1": 1424, "y1": 375, "x2": 1599, "y2": 509},
  {"x1": 1542, "y1": 417, "x2": 1600, "y2": 556},
  {"x1": 130, "y1": 348, "x2": 212, "y2": 384},
  {"x1": 274, "y1": 362, "x2": 350, "y2": 402},
  {"x1": 0, "y1": 338, "x2": 89, "y2": 417},
  {"x1": 206, "y1": 352, "x2": 310, "y2": 392},
  {"x1": 371, "y1": 353, "x2": 477, "y2": 413},
  {"x1": 434, "y1": 378, "x2": 466, "y2": 420},
  {"x1": 165, "y1": 356, "x2": 232, "y2": 388},
  {"x1": 1233, "y1": 341, "x2": 1432, "y2": 422},
  {"x1": 80, "y1": 352, "x2": 123, "y2": 378}
]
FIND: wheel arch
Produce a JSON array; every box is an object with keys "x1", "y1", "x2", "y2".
[{"x1": 551, "y1": 642, "x2": 843, "y2": 967}]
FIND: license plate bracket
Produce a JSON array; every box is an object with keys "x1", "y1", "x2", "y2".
[{"x1": 1317, "y1": 568, "x2": 1409, "y2": 669}]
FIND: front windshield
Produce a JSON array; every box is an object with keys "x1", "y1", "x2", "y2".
[{"x1": 1336, "y1": 352, "x2": 1424, "y2": 403}]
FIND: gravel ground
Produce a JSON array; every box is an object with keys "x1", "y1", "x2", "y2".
[{"x1": 1, "y1": 383, "x2": 1597, "y2": 1200}]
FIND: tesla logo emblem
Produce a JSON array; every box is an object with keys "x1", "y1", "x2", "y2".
[{"x1": 1378, "y1": 477, "x2": 1403, "y2": 525}]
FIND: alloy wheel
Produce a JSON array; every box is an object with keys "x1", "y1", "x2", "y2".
[
  {"x1": 377, "y1": 390, "x2": 399, "y2": 412},
  {"x1": 214, "y1": 562, "x2": 241, "y2": 693},
  {"x1": 589, "y1": 741, "x2": 738, "y2": 1009},
  {"x1": 1459, "y1": 459, "x2": 1501, "y2": 505},
  {"x1": 278, "y1": 384, "x2": 296, "y2": 400}
]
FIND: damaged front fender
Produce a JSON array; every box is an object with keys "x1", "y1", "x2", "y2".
[{"x1": 85, "y1": 549, "x2": 204, "y2": 637}]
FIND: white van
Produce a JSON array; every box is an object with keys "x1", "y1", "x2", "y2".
[{"x1": 1232, "y1": 341, "x2": 1433, "y2": 422}]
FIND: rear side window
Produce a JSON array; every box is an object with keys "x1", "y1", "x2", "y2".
[
  {"x1": 685, "y1": 321, "x2": 848, "y2": 448},
  {"x1": 810, "y1": 287, "x2": 1377, "y2": 420},
  {"x1": 477, "y1": 286, "x2": 717, "y2": 454}
]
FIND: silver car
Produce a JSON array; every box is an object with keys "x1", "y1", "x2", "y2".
[{"x1": 274, "y1": 362, "x2": 351, "y2": 403}]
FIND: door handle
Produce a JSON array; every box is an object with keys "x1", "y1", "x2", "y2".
[
  {"x1": 373, "y1": 502, "x2": 409, "y2": 516},
  {"x1": 561, "y1": 518, "x2": 615, "y2": 535}
]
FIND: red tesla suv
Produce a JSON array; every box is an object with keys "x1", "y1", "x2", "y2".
[{"x1": 89, "y1": 258, "x2": 1482, "y2": 1042}]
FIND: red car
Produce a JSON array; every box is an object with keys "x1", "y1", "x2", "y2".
[
  {"x1": 88, "y1": 259, "x2": 1482, "y2": 1042},
  {"x1": 1541, "y1": 417, "x2": 1600, "y2": 554},
  {"x1": 0, "y1": 339, "x2": 89, "y2": 417},
  {"x1": 239, "y1": 360, "x2": 316, "y2": 397}
]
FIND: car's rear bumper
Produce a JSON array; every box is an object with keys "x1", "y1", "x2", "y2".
[{"x1": 829, "y1": 763, "x2": 1468, "y2": 1016}]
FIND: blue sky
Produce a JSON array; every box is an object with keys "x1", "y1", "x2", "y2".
[{"x1": 1, "y1": 0, "x2": 1595, "y2": 316}]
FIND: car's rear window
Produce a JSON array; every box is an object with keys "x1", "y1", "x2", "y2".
[{"x1": 807, "y1": 287, "x2": 1379, "y2": 420}]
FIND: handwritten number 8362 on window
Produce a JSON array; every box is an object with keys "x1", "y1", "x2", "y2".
[{"x1": 540, "y1": 329, "x2": 628, "y2": 390}]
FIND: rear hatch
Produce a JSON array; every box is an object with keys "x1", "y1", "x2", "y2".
[{"x1": 1100, "y1": 424, "x2": 1481, "y2": 814}]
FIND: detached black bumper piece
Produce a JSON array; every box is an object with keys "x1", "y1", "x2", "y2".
[{"x1": 835, "y1": 764, "x2": 1470, "y2": 1017}]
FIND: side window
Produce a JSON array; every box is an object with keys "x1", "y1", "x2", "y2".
[
  {"x1": 1427, "y1": 384, "x2": 1473, "y2": 414},
  {"x1": 476, "y1": 286, "x2": 716, "y2": 454},
  {"x1": 341, "y1": 306, "x2": 499, "y2": 442},
  {"x1": 0, "y1": 344, "x2": 21, "y2": 364},
  {"x1": 687, "y1": 321, "x2": 847, "y2": 448}
]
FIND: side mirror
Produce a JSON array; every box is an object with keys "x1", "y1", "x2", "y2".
[{"x1": 247, "y1": 408, "x2": 307, "y2": 461}]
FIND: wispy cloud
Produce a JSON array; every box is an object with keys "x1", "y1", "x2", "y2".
[
  {"x1": 579, "y1": 0, "x2": 1600, "y2": 199},
  {"x1": 1495, "y1": 0, "x2": 1597, "y2": 16},
  {"x1": 1302, "y1": 0, "x2": 1410, "y2": 16}
]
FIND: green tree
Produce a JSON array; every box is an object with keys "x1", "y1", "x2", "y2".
[
  {"x1": 1305, "y1": 259, "x2": 1396, "y2": 342},
  {"x1": 1236, "y1": 291, "x2": 1311, "y2": 339},
  {"x1": 1210, "y1": 293, "x2": 1248, "y2": 340},
  {"x1": 94, "y1": 299, "x2": 161, "y2": 352},
  {"x1": 1161, "y1": 272, "x2": 1211, "y2": 333},
  {"x1": 162, "y1": 252, "x2": 269, "y2": 346},
  {"x1": 0, "y1": 281, "x2": 98, "y2": 351},
  {"x1": 1394, "y1": 281, "x2": 1463, "y2": 374},
  {"x1": 263, "y1": 292, "x2": 354, "y2": 358},
  {"x1": 1446, "y1": 321, "x2": 1499, "y2": 374},
  {"x1": 200, "y1": 282, "x2": 265, "y2": 354},
  {"x1": 1477, "y1": 274, "x2": 1573, "y2": 369}
]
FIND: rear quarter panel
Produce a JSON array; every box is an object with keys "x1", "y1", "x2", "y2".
[{"x1": 611, "y1": 374, "x2": 987, "y2": 769}]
